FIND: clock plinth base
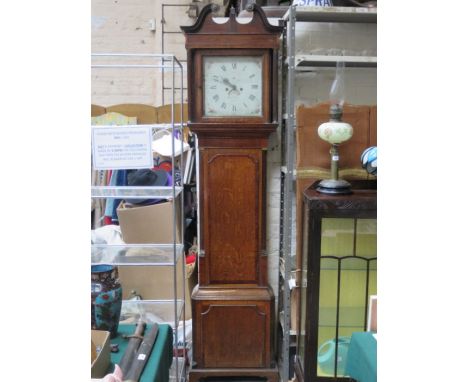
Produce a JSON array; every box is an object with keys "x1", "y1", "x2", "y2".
[
  {"x1": 188, "y1": 365, "x2": 279, "y2": 382},
  {"x1": 191, "y1": 285, "x2": 275, "y2": 370}
]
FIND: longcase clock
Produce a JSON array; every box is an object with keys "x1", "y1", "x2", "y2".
[{"x1": 181, "y1": 4, "x2": 282, "y2": 381}]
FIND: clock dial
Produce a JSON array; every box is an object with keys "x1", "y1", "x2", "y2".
[{"x1": 203, "y1": 56, "x2": 263, "y2": 117}]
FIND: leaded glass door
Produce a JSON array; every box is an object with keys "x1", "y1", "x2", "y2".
[{"x1": 296, "y1": 181, "x2": 377, "y2": 382}]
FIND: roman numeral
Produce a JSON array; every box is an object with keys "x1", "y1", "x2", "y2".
[
  {"x1": 232, "y1": 63, "x2": 237, "y2": 69},
  {"x1": 232, "y1": 105, "x2": 236, "y2": 112},
  {"x1": 210, "y1": 85, "x2": 217, "y2": 89},
  {"x1": 221, "y1": 65, "x2": 227, "y2": 71},
  {"x1": 249, "y1": 94, "x2": 255, "y2": 101},
  {"x1": 221, "y1": 102, "x2": 226, "y2": 109},
  {"x1": 251, "y1": 84, "x2": 258, "y2": 89},
  {"x1": 249, "y1": 74, "x2": 255, "y2": 79},
  {"x1": 213, "y1": 94, "x2": 220, "y2": 102}
]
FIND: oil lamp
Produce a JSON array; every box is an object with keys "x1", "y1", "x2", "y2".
[{"x1": 316, "y1": 62, "x2": 353, "y2": 195}]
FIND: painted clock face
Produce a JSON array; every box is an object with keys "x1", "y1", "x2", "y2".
[{"x1": 203, "y1": 56, "x2": 263, "y2": 117}]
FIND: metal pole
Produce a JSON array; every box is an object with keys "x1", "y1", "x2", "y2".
[
  {"x1": 280, "y1": 5, "x2": 296, "y2": 382},
  {"x1": 162, "y1": 4, "x2": 166, "y2": 105},
  {"x1": 171, "y1": 55, "x2": 179, "y2": 382},
  {"x1": 180, "y1": 58, "x2": 187, "y2": 376},
  {"x1": 161, "y1": 4, "x2": 190, "y2": 104}
]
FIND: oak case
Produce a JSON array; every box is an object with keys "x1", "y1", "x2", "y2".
[{"x1": 182, "y1": 5, "x2": 282, "y2": 380}]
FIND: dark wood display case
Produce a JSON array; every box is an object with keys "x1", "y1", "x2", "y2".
[{"x1": 296, "y1": 180, "x2": 377, "y2": 382}]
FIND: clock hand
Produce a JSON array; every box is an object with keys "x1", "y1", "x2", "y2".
[
  {"x1": 222, "y1": 77, "x2": 237, "y2": 91},
  {"x1": 222, "y1": 78, "x2": 241, "y2": 96}
]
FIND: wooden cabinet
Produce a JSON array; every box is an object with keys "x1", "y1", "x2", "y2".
[{"x1": 296, "y1": 180, "x2": 377, "y2": 382}]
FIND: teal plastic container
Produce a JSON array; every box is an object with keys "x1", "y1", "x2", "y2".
[{"x1": 317, "y1": 337, "x2": 351, "y2": 376}]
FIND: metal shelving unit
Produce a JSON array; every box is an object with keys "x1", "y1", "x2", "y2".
[
  {"x1": 161, "y1": 3, "x2": 190, "y2": 105},
  {"x1": 91, "y1": 53, "x2": 187, "y2": 381},
  {"x1": 277, "y1": 6, "x2": 377, "y2": 382}
]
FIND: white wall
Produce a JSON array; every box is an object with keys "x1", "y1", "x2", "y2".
[{"x1": 91, "y1": 0, "x2": 194, "y2": 107}]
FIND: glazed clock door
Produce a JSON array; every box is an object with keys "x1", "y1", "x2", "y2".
[
  {"x1": 203, "y1": 55, "x2": 263, "y2": 117},
  {"x1": 192, "y1": 49, "x2": 272, "y2": 124}
]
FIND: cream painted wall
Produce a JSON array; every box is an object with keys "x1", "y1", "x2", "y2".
[{"x1": 91, "y1": 0, "x2": 194, "y2": 107}]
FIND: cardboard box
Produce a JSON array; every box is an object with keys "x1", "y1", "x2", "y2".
[
  {"x1": 91, "y1": 330, "x2": 110, "y2": 379},
  {"x1": 116, "y1": 199, "x2": 193, "y2": 318},
  {"x1": 117, "y1": 199, "x2": 181, "y2": 244},
  {"x1": 118, "y1": 256, "x2": 195, "y2": 319}
]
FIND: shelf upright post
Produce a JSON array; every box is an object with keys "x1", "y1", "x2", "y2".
[
  {"x1": 179, "y1": 56, "x2": 187, "y2": 376},
  {"x1": 171, "y1": 54, "x2": 180, "y2": 382},
  {"x1": 279, "y1": 5, "x2": 297, "y2": 382}
]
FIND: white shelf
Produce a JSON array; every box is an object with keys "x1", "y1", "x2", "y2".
[
  {"x1": 91, "y1": 186, "x2": 183, "y2": 199},
  {"x1": 119, "y1": 299, "x2": 185, "y2": 328},
  {"x1": 91, "y1": 52, "x2": 185, "y2": 70},
  {"x1": 91, "y1": 123, "x2": 184, "y2": 130},
  {"x1": 285, "y1": 6, "x2": 377, "y2": 24},
  {"x1": 295, "y1": 54, "x2": 377, "y2": 69},
  {"x1": 91, "y1": 244, "x2": 184, "y2": 266}
]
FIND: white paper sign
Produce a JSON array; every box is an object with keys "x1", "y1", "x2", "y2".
[
  {"x1": 292, "y1": 0, "x2": 333, "y2": 6},
  {"x1": 92, "y1": 126, "x2": 153, "y2": 170}
]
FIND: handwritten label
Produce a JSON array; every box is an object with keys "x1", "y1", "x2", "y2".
[
  {"x1": 293, "y1": 0, "x2": 333, "y2": 6},
  {"x1": 92, "y1": 126, "x2": 153, "y2": 170}
]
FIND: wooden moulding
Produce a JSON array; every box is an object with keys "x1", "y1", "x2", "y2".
[
  {"x1": 188, "y1": 123, "x2": 277, "y2": 138},
  {"x1": 191, "y1": 284, "x2": 275, "y2": 301},
  {"x1": 181, "y1": 4, "x2": 283, "y2": 39}
]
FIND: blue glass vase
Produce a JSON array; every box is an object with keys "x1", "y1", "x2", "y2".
[{"x1": 91, "y1": 265, "x2": 122, "y2": 338}]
